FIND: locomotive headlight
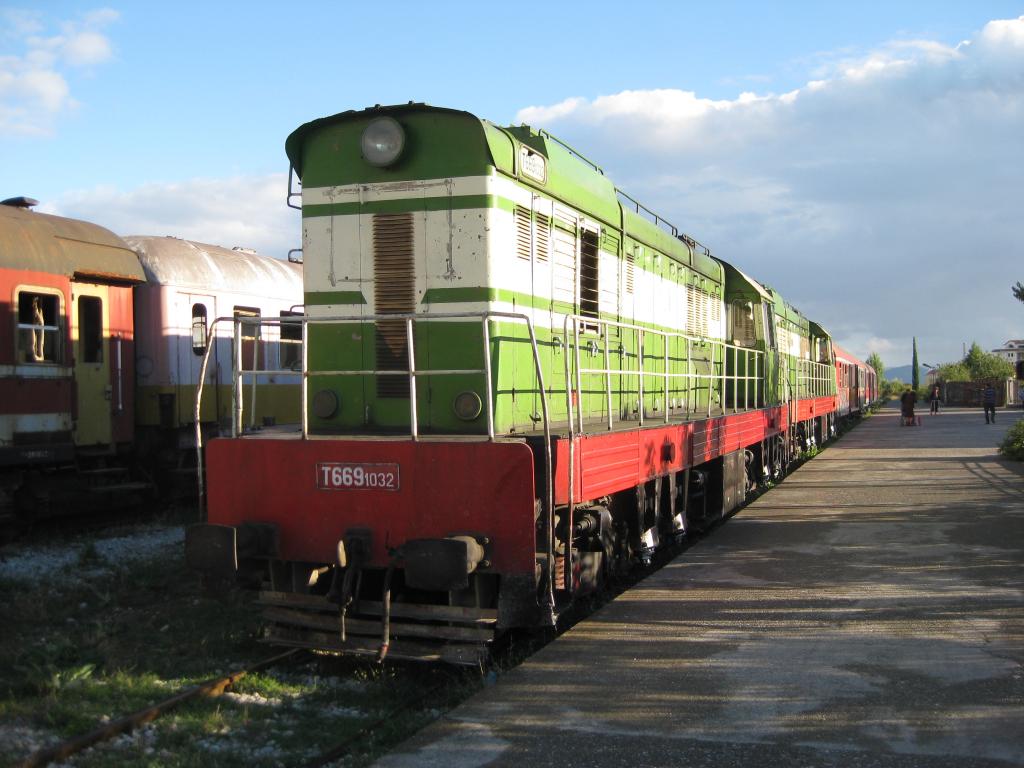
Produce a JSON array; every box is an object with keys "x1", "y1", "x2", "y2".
[
  {"x1": 453, "y1": 391, "x2": 483, "y2": 421},
  {"x1": 361, "y1": 117, "x2": 405, "y2": 167}
]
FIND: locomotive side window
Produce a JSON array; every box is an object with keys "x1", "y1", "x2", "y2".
[
  {"x1": 78, "y1": 296, "x2": 103, "y2": 363},
  {"x1": 16, "y1": 291, "x2": 62, "y2": 363},
  {"x1": 280, "y1": 311, "x2": 302, "y2": 370},
  {"x1": 579, "y1": 228, "x2": 600, "y2": 326},
  {"x1": 763, "y1": 305, "x2": 777, "y2": 349},
  {"x1": 234, "y1": 306, "x2": 262, "y2": 370},
  {"x1": 730, "y1": 301, "x2": 756, "y2": 347},
  {"x1": 191, "y1": 303, "x2": 208, "y2": 356}
]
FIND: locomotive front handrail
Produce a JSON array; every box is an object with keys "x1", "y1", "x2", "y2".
[{"x1": 194, "y1": 310, "x2": 557, "y2": 610}]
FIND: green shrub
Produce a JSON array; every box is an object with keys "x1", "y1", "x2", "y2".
[{"x1": 998, "y1": 420, "x2": 1024, "y2": 461}]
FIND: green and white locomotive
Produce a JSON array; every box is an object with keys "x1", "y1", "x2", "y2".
[{"x1": 191, "y1": 104, "x2": 843, "y2": 664}]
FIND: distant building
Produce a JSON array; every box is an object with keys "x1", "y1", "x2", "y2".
[
  {"x1": 993, "y1": 339, "x2": 1024, "y2": 363},
  {"x1": 993, "y1": 339, "x2": 1024, "y2": 380}
]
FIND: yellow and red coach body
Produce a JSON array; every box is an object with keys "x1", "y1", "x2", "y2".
[{"x1": 0, "y1": 202, "x2": 144, "y2": 469}]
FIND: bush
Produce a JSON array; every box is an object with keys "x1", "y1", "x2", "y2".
[{"x1": 998, "y1": 420, "x2": 1024, "y2": 461}]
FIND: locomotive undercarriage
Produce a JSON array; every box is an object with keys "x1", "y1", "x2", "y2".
[
  {"x1": 194, "y1": 411, "x2": 848, "y2": 667},
  {"x1": 222, "y1": 443, "x2": 780, "y2": 666}
]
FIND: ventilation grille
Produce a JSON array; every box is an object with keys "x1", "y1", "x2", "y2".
[
  {"x1": 373, "y1": 213, "x2": 414, "y2": 398},
  {"x1": 626, "y1": 249, "x2": 636, "y2": 294},
  {"x1": 687, "y1": 284, "x2": 716, "y2": 338},
  {"x1": 515, "y1": 206, "x2": 551, "y2": 262},
  {"x1": 515, "y1": 205, "x2": 531, "y2": 260},
  {"x1": 535, "y1": 214, "x2": 550, "y2": 262}
]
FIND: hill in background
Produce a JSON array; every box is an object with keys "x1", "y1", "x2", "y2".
[{"x1": 885, "y1": 364, "x2": 920, "y2": 384}]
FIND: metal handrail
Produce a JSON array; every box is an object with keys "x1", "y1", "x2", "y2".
[
  {"x1": 559, "y1": 313, "x2": 764, "y2": 598},
  {"x1": 193, "y1": 310, "x2": 558, "y2": 614},
  {"x1": 795, "y1": 359, "x2": 835, "y2": 400},
  {"x1": 561, "y1": 314, "x2": 765, "y2": 434}
]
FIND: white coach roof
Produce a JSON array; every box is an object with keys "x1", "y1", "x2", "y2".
[{"x1": 125, "y1": 236, "x2": 302, "y2": 298}]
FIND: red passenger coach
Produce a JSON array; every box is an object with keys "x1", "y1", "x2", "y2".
[
  {"x1": 834, "y1": 344, "x2": 877, "y2": 416},
  {"x1": 0, "y1": 199, "x2": 145, "y2": 506}
]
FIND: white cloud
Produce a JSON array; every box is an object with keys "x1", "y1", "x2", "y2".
[
  {"x1": 513, "y1": 17, "x2": 1024, "y2": 367},
  {"x1": 0, "y1": 7, "x2": 118, "y2": 135},
  {"x1": 41, "y1": 174, "x2": 301, "y2": 260}
]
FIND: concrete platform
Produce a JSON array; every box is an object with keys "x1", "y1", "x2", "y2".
[{"x1": 377, "y1": 406, "x2": 1024, "y2": 768}]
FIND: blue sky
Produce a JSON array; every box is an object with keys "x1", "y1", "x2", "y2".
[{"x1": 2, "y1": 1, "x2": 1023, "y2": 367}]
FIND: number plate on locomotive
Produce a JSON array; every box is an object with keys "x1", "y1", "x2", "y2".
[{"x1": 316, "y1": 462, "x2": 400, "y2": 491}]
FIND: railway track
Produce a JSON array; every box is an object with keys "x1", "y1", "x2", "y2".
[
  {"x1": 14, "y1": 649, "x2": 302, "y2": 768},
  {"x1": 7, "y1": 448, "x2": 816, "y2": 768}
]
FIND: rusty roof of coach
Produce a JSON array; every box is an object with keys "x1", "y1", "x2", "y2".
[{"x1": 0, "y1": 203, "x2": 145, "y2": 283}]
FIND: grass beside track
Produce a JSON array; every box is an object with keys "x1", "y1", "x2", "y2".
[{"x1": 0, "y1": 514, "x2": 480, "y2": 767}]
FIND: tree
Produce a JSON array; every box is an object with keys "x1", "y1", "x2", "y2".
[
  {"x1": 963, "y1": 341, "x2": 1014, "y2": 379},
  {"x1": 930, "y1": 342, "x2": 1013, "y2": 383},
  {"x1": 911, "y1": 337, "x2": 920, "y2": 390},
  {"x1": 866, "y1": 352, "x2": 885, "y2": 381},
  {"x1": 935, "y1": 362, "x2": 970, "y2": 382},
  {"x1": 1013, "y1": 282, "x2": 1024, "y2": 303}
]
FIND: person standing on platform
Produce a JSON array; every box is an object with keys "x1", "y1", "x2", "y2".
[
  {"x1": 900, "y1": 387, "x2": 917, "y2": 425},
  {"x1": 929, "y1": 385, "x2": 941, "y2": 414},
  {"x1": 982, "y1": 384, "x2": 997, "y2": 424}
]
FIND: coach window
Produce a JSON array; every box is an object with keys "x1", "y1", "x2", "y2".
[
  {"x1": 79, "y1": 296, "x2": 103, "y2": 363},
  {"x1": 17, "y1": 290, "x2": 62, "y2": 363},
  {"x1": 234, "y1": 306, "x2": 261, "y2": 370},
  {"x1": 191, "y1": 303, "x2": 208, "y2": 355},
  {"x1": 279, "y1": 311, "x2": 302, "y2": 370}
]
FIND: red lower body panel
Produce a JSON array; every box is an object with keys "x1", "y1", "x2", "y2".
[
  {"x1": 554, "y1": 406, "x2": 788, "y2": 505},
  {"x1": 205, "y1": 438, "x2": 537, "y2": 575},
  {"x1": 795, "y1": 395, "x2": 837, "y2": 423}
]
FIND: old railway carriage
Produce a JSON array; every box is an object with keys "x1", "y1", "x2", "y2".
[
  {"x1": 0, "y1": 200, "x2": 144, "y2": 481},
  {"x1": 191, "y1": 104, "x2": 841, "y2": 664},
  {"x1": 128, "y1": 236, "x2": 304, "y2": 457}
]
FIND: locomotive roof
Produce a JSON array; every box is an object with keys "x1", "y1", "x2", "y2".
[
  {"x1": 0, "y1": 204, "x2": 145, "y2": 283},
  {"x1": 125, "y1": 236, "x2": 302, "y2": 296},
  {"x1": 286, "y1": 103, "x2": 722, "y2": 281}
]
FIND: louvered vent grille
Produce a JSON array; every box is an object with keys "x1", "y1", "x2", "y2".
[
  {"x1": 687, "y1": 284, "x2": 713, "y2": 337},
  {"x1": 626, "y1": 249, "x2": 636, "y2": 293},
  {"x1": 373, "y1": 213, "x2": 414, "y2": 398},
  {"x1": 535, "y1": 214, "x2": 550, "y2": 262},
  {"x1": 515, "y1": 205, "x2": 532, "y2": 260}
]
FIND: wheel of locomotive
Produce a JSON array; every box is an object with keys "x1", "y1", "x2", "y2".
[
  {"x1": 773, "y1": 434, "x2": 787, "y2": 479},
  {"x1": 743, "y1": 449, "x2": 756, "y2": 494}
]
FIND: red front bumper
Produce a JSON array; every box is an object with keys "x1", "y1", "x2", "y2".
[{"x1": 205, "y1": 436, "x2": 538, "y2": 576}]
